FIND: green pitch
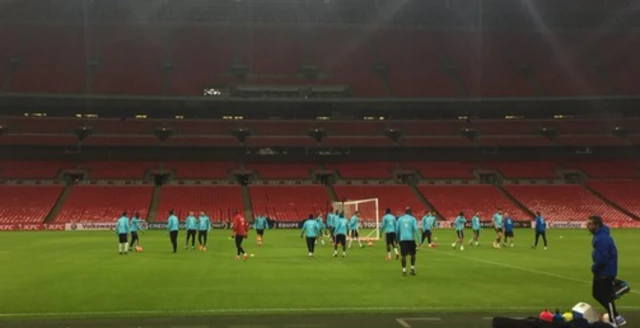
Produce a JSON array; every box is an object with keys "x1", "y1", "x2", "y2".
[{"x1": 0, "y1": 229, "x2": 639, "y2": 324}]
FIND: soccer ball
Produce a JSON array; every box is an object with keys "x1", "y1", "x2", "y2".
[
  {"x1": 602, "y1": 313, "x2": 610, "y2": 323},
  {"x1": 135, "y1": 246, "x2": 143, "y2": 252},
  {"x1": 367, "y1": 241, "x2": 374, "y2": 247}
]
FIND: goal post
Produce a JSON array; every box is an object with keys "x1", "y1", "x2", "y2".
[{"x1": 332, "y1": 198, "x2": 380, "y2": 241}]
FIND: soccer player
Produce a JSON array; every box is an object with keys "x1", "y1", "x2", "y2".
[
  {"x1": 185, "y1": 211, "x2": 198, "y2": 250},
  {"x1": 232, "y1": 211, "x2": 249, "y2": 260},
  {"x1": 381, "y1": 208, "x2": 399, "y2": 260},
  {"x1": 129, "y1": 212, "x2": 144, "y2": 250},
  {"x1": 492, "y1": 209, "x2": 504, "y2": 249},
  {"x1": 348, "y1": 211, "x2": 364, "y2": 248},
  {"x1": 420, "y1": 210, "x2": 436, "y2": 248},
  {"x1": 451, "y1": 211, "x2": 466, "y2": 251},
  {"x1": 167, "y1": 210, "x2": 179, "y2": 253},
  {"x1": 503, "y1": 213, "x2": 515, "y2": 247},
  {"x1": 326, "y1": 210, "x2": 335, "y2": 243},
  {"x1": 197, "y1": 211, "x2": 211, "y2": 251},
  {"x1": 396, "y1": 208, "x2": 421, "y2": 277},
  {"x1": 315, "y1": 212, "x2": 326, "y2": 245},
  {"x1": 254, "y1": 213, "x2": 269, "y2": 247},
  {"x1": 301, "y1": 214, "x2": 321, "y2": 258},
  {"x1": 116, "y1": 212, "x2": 130, "y2": 255},
  {"x1": 532, "y1": 211, "x2": 548, "y2": 250},
  {"x1": 333, "y1": 212, "x2": 349, "y2": 258},
  {"x1": 588, "y1": 215, "x2": 624, "y2": 327},
  {"x1": 470, "y1": 211, "x2": 481, "y2": 247}
]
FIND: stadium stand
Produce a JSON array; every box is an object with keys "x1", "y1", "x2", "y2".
[
  {"x1": 333, "y1": 185, "x2": 425, "y2": 217},
  {"x1": 0, "y1": 185, "x2": 62, "y2": 223},
  {"x1": 54, "y1": 185, "x2": 153, "y2": 223},
  {"x1": 247, "y1": 163, "x2": 318, "y2": 179},
  {"x1": 326, "y1": 162, "x2": 397, "y2": 179},
  {"x1": 418, "y1": 185, "x2": 528, "y2": 220},
  {"x1": 562, "y1": 161, "x2": 639, "y2": 178},
  {"x1": 250, "y1": 185, "x2": 330, "y2": 221},
  {"x1": 156, "y1": 185, "x2": 243, "y2": 222},
  {"x1": 588, "y1": 180, "x2": 640, "y2": 218},
  {"x1": 83, "y1": 162, "x2": 157, "y2": 179},
  {"x1": 403, "y1": 162, "x2": 475, "y2": 179},
  {"x1": 0, "y1": 161, "x2": 72, "y2": 179},
  {"x1": 165, "y1": 162, "x2": 235, "y2": 179},
  {"x1": 482, "y1": 161, "x2": 559, "y2": 179},
  {"x1": 504, "y1": 185, "x2": 633, "y2": 222}
]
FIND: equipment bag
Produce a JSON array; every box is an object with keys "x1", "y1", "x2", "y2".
[{"x1": 614, "y1": 279, "x2": 630, "y2": 299}]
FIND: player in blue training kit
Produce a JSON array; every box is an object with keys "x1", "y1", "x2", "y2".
[
  {"x1": 315, "y1": 212, "x2": 326, "y2": 246},
  {"x1": 185, "y1": 211, "x2": 198, "y2": 250},
  {"x1": 420, "y1": 211, "x2": 436, "y2": 248},
  {"x1": 116, "y1": 211, "x2": 130, "y2": 255},
  {"x1": 396, "y1": 208, "x2": 421, "y2": 276},
  {"x1": 470, "y1": 212, "x2": 481, "y2": 247},
  {"x1": 451, "y1": 212, "x2": 467, "y2": 251},
  {"x1": 348, "y1": 211, "x2": 364, "y2": 249},
  {"x1": 333, "y1": 213, "x2": 349, "y2": 258},
  {"x1": 492, "y1": 210, "x2": 504, "y2": 249},
  {"x1": 197, "y1": 211, "x2": 211, "y2": 251},
  {"x1": 327, "y1": 210, "x2": 337, "y2": 243},
  {"x1": 254, "y1": 213, "x2": 269, "y2": 247},
  {"x1": 532, "y1": 211, "x2": 548, "y2": 250},
  {"x1": 129, "y1": 212, "x2": 144, "y2": 250},
  {"x1": 503, "y1": 213, "x2": 515, "y2": 247},
  {"x1": 380, "y1": 208, "x2": 399, "y2": 260},
  {"x1": 167, "y1": 210, "x2": 180, "y2": 253},
  {"x1": 301, "y1": 214, "x2": 321, "y2": 258}
]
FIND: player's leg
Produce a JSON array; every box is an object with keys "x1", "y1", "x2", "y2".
[
  {"x1": 198, "y1": 231, "x2": 203, "y2": 249},
  {"x1": 333, "y1": 235, "x2": 339, "y2": 257},
  {"x1": 532, "y1": 231, "x2": 540, "y2": 248},
  {"x1": 409, "y1": 242, "x2": 417, "y2": 276},
  {"x1": 593, "y1": 277, "x2": 621, "y2": 325},
  {"x1": 340, "y1": 235, "x2": 347, "y2": 257},
  {"x1": 256, "y1": 229, "x2": 263, "y2": 247},
  {"x1": 542, "y1": 231, "x2": 548, "y2": 249},
  {"x1": 459, "y1": 231, "x2": 464, "y2": 251},
  {"x1": 356, "y1": 230, "x2": 363, "y2": 248},
  {"x1": 203, "y1": 231, "x2": 208, "y2": 250},
  {"x1": 392, "y1": 233, "x2": 399, "y2": 258},
  {"x1": 170, "y1": 231, "x2": 178, "y2": 253},
  {"x1": 421, "y1": 231, "x2": 427, "y2": 246},
  {"x1": 400, "y1": 241, "x2": 408, "y2": 276},
  {"x1": 117, "y1": 234, "x2": 123, "y2": 254},
  {"x1": 348, "y1": 231, "x2": 353, "y2": 248},
  {"x1": 426, "y1": 230, "x2": 432, "y2": 247},
  {"x1": 385, "y1": 233, "x2": 392, "y2": 259},
  {"x1": 510, "y1": 232, "x2": 515, "y2": 247}
]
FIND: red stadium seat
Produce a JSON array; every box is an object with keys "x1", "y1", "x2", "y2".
[
  {"x1": 250, "y1": 185, "x2": 330, "y2": 221},
  {"x1": 157, "y1": 185, "x2": 244, "y2": 222},
  {"x1": 55, "y1": 185, "x2": 153, "y2": 223},
  {"x1": 0, "y1": 185, "x2": 62, "y2": 223}
]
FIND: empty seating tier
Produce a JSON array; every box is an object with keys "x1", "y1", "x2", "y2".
[
  {"x1": 250, "y1": 185, "x2": 330, "y2": 221},
  {"x1": 333, "y1": 185, "x2": 425, "y2": 219},
  {"x1": 588, "y1": 180, "x2": 640, "y2": 218},
  {"x1": 157, "y1": 185, "x2": 243, "y2": 222},
  {"x1": 0, "y1": 185, "x2": 62, "y2": 224},
  {"x1": 55, "y1": 185, "x2": 153, "y2": 223}
]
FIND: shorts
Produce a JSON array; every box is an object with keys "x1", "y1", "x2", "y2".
[
  {"x1": 473, "y1": 229, "x2": 480, "y2": 237},
  {"x1": 399, "y1": 240, "x2": 417, "y2": 256},
  {"x1": 505, "y1": 231, "x2": 514, "y2": 238},
  {"x1": 456, "y1": 230, "x2": 464, "y2": 238},
  {"x1": 495, "y1": 228, "x2": 503, "y2": 234},
  {"x1": 118, "y1": 233, "x2": 128, "y2": 243},
  {"x1": 335, "y1": 234, "x2": 347, "y2": 246},
  {"x1": 130, "y1": 231, "x2": 139, "y2": 240},
  {"x1": 350, "y1": 230, "x2": 359, "y2": 238},
  {"x1": 385, "y1": 232, "x2": 397, "y2": 246},
  {"x1": 256, "y1": 229, "x2": 264, "y2": 236}
]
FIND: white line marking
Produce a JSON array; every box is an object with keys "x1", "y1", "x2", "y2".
[
  {"x1": 482, "y1": 317, "x2": 525, "y2": 320},
  {"x1": 395, "y1": 318, "x2": 441, "y2": 328},
  {"x1": 1, "y1": 306, "x2": 639, "y2": 318},
  {"x1": 436, "y1": 251, "x2": 640, "y2": 295},
  {"x1": 286, "y1": 325, "x2": 327, "y2": 328},
  {"x1": 395, "y1": 319, "x2": 411, "y2": 328}
]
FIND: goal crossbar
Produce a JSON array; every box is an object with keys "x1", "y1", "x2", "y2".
[{"x1": 332, "y1": 198, "x2": 380, "y2": 241}]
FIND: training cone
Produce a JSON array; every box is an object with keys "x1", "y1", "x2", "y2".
[{"x1": 539, "y1": 310, "x2": 554, "y2": 323}]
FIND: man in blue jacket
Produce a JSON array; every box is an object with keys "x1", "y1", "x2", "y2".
[
  {"x1": 588, "y1": 215, "x2": 624, "y2": 327},
  {"x1": 532, "y1": 211, "x2": 548, "y2": 250}
]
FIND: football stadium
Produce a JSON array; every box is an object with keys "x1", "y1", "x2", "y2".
[{"x1": 1, "y1": 0, "x2": 640, "y2": 327}]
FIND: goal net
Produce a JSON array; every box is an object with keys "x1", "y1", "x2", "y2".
[{"x1": 332, "y1": 198, "x2": 380, "y2": 241}]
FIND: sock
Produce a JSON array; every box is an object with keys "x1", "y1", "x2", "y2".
[
  {"x1": 309, "y1": 252, "x2": 312, "y2": 257},
  {"x1": 321, "y1": 239, "x2": 325, "y2": 245},
  {"x1": 394, "y1": 248, "x2": 398, "y2": 254},
  {"x1": 387, "y1": 252, "x2": 391, "y2": 258},
  {"x1": 411, "y1": 266, "x2": 415, "y2": 271},
  {"x1": 124, "y1": 244, "x2": 129, "y2": 253},
  {"x1": 348, "y1": 240, "x2": 353, "y2": 248},
  {"x1": 358, "y1": 240, "x2": 363, "y2": 247},
  {"x1": 402, "y1": 268, "x2": 407, "y2": 273},
  {"x1": 342, "y1": 251, "x2": 346, "y2": 256},
  {"x1": 118, "y1": 244, "x2": 123, "y2": 253}
]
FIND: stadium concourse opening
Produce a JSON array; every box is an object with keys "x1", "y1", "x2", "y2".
[{"x1": 2, "y1": 0, "x2": 640, "y2": 328}]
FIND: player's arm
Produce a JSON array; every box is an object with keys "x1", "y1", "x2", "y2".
[
  {"x1": 300, "y1": 222, "x2": 306, "y2": 238},
  {"x1": 414, "y1": 219, "x2": 422, "y2": 244}
]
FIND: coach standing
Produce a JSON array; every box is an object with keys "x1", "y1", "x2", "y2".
[
  {"x1": 167, "y1": 210, "x2": 180, "y2": 253},
  {"x1": 588, "y1": 215, "x2": 624, "y2": 327}
]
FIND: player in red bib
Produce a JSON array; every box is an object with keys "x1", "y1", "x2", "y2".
[{"x1": 232, "y1": 212, "x2": 250, "y2": 261}]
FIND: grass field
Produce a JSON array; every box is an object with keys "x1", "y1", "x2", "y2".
[{"x1": 1, "y1": 228, "x2": 639, "y2": 327}]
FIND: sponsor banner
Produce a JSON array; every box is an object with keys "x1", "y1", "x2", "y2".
[
  {"x1": 438, "y1": 220, "x2": 531, "y2": 229},
  {"x1": 65, "y1": 222, "x2": 116, "y2": 231},
  {"x1": 545, "y1": 221, "x2": 587, "y2": 229},
  {"x1": 605, "y1": 222, "x2": 640, "y2": 229},
  {"x1": 0, "y1": 224, "x2": 18, "y2": 231},
  {"x1": 273, "y1": 221, "x2": 303, "y2": 229},
  {"x1": 45, "y1": 224, "x2": 66, "y2": 231},
  {"x1": 147, "y1": 222, "x2": 230, "y2": 230},
  {"x1": 20, "y1": 224, "x2": 45, "y2": 231}
]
